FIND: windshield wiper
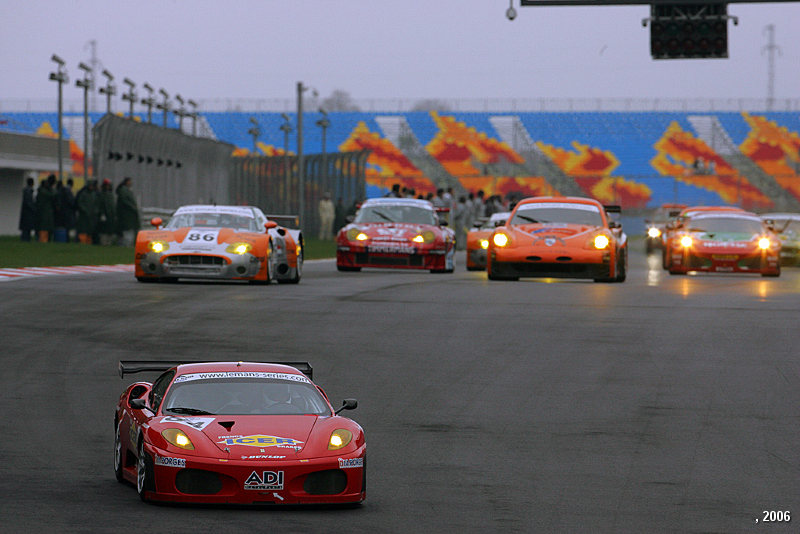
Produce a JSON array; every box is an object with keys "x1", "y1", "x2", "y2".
[
  {"x1": 165, "y1": 407, "x2": 215, "y2": 415},
  {"x1": 371, "y1": 210, "x2": 394, "y2": 222},
  {"x1": 515, "y1": 215, "x2": 540, "y2": 223}
]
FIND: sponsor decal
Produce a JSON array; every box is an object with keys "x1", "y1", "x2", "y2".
[
  {"x1": 155, "y1": 455, "x2": 186, "y2": 468},
  {"x1": 522, "y1": 202, "x2": 600, "y2": 212},
  {"x1": 338, "y1": 457, "x2": 364, "y2": 469},
  {"x1": 701, "y1": 241, "x2": 749, "y2": 248},
  {"x1": 159, "y1": 416, "x2": 215, "y2": 431},
  {"x1": 369, "y1": 245, "x2": 416, "y2": 254},
  {"x1": 218, "y1": 435, "x2": 304, "y2": 449},
  {"x1": 244, "y1": 470, "x2": 284, "y2": 490},
  {"x1": 533, "y1": 235, "x2": 566, "y2": 247},
  {"x1": 174, "y1": 372, "x2": 310, "y2": 384},
  {"x1": 241, "y1": 455, "x2": 286, "y2": 460},
  {"x1": 175, "y1": 206, "x2": 255, "y2": 216}
]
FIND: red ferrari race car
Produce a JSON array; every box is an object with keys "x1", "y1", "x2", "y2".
[
  {"x1": 135, "y1": 205, "x2": 303, "y2": 284},
  {"x1": 486, "y1": 196, "x2": 627, "y2": 282},
  {"x1": 336, "y1": 198, "x2": 456, "y2": 273},
  {"x1": 666, "y1": 210, "x2": 781, "y2": 276},
  {"x1": 466, "y1": 212, "x2": 510, "y2": 271},
  {"x1": 115, "y1": 361, "x2": 366, "y2": 505}
]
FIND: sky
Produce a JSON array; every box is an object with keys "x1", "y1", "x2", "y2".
[{"x1": 2, "y1": 0, "x2": 799, "y2": 109}]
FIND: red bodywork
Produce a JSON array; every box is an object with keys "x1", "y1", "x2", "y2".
[{"x1": 115, "y1": 362, "x2": 365, "y2": 505}]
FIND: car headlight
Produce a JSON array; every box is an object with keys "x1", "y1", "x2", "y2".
[
  {"x1": 680, "y1": 235, "x2": 693, "y2": 248},
  {"x1": 328, "y1": 429, "x2": 353, "y2": 450},
  {"x1": 346, "y1": 228, "x2": 369, "y2": 242},
  {"x1": 226, "y1": 243, "x2": 252, "y2": 255},
  {"x1": 647, "y1": 227, "x2": 661, "y2": 238},
  {"x1": 493, "y1": 233, "x2": 509, "y2": 247},
  {"x1": 148, "y1": 241, "x2": 169, "y2": 253},
  {"x1": 479, "y1": 239, "x2": 489, "y2": 250},
  {"x1": 758, "y1": 237, "x2": 771, "y2": 250},
  {"x1": 412, "y1": 231, "x2": 435, "y2": 244},
  {"x1": 593, "y1": 235, "x2": 610, "y2": 249},
  {"x1": 161, "y1": 428, "x2": 195, "y2": 450}
]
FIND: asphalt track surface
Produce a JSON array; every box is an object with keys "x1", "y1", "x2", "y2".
[{"x1": 1, "y1": 246, "x2": 798, "y2": 533}]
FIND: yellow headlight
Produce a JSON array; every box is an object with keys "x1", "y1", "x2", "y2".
[
  {"x1": 161, "y1": 428, "x2": 195, "y2": 450},
  {"x1": 479, "y1": 239, "x2": 489, "y2": 250},
  {"x1": 680, "y1": 235, "x2": 693, "y2": 248},
  {"x1": 493, "y1": 233, "x2": 509, "y2": 247},
  {"x1": 347, "y1": 228, "x2": 369, "y2": 242},
  {"x1": 328, "y1": 429, "x2": 353, "y2": 450},
  {"x1": 647, "y1": 227, "x2": 661, "y2": 238},
  {"x1": 226, "y1": 243, "x2": 252, "y2": 255},
  {"x1": 149, "y1": 241, "x2": 169, "y2": 253},
  {"x1": 593, "y1": 235, "x2": 610, "y2": 249},
  {"x1": 758, "y1": 237, "x2": 771, "y2": 250},
  {"x1": 412, "y1": 234, "x2": 425, "y2": 243}
]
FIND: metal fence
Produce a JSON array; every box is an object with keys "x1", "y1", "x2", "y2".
[{"x1": 230, "y1": 151, "x2": 369, "y2": 237}]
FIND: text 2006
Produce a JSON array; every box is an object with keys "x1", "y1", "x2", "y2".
[{"x1": 762, "y1": 511, "x2": 790, "y2": 522}]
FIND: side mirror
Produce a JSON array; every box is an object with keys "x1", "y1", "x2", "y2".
[
  {"x1": 439, "y1": 219, "x2": 449, "y2": 227},
  {"x1": 150, "y1": 217, "x2": 163, "y2": 229},
  {"x1": 346, "y1": 215, "x2": 355, "y2": 223},
  {"x1": 609, "y1": 221, "x2": 621, "y2": 229},
  {"x1": 130, "y1": 398, "x2": 148, "y2": 410},
  {"x1": 265, "y1": 221, "x2": 278, "y2": 230},
  {"x1": 335, "y1": 398, "x2": 358, "y2": 414},
  {"x1": 494, "y1": 219, "x2": 507, "y2": 227}
]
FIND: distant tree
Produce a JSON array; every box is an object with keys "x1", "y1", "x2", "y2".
[
  {"x1": 411, "y1": 99, "x2": 451, "y2": 112},
  {"x1": 320, "y1": 90, "x2": 361, "y2": 112}
]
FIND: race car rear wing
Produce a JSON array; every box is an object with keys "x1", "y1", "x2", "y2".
[
  {"x1": 603, "y1": 205, "x2": 621, "y2": 214},
  {"x1": 266, "y1": 215, "x2": 300, "y2": 229},
  {"x1": 119, "y1": 360, "x2": 313, "y2": 380}
]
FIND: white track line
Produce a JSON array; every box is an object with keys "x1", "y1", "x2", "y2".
[{"x1": 0, "y1": 264, "x2": 133, "y2": 282}]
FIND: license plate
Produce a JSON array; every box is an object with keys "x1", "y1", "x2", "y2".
[{"x1": 712, "y1": 254, "x2": 738, "y2": 261}]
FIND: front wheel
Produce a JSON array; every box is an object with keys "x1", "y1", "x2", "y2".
[
  {"x1": 137, "y1": 440, "x2": 154, "y2": 502},
  {"x1": 337, "y1": 264, "x2": 361, "y2": 272},
  {"x1": 114, "y1": 422, "x2": 124, "y2": 483}
]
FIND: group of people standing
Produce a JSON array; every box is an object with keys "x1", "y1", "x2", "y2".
[{"x1": 19, "y1": 175, "x2": 140, "y2": 246}]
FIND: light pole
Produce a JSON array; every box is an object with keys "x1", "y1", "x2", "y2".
[
  {"x1": 174, "y1": 94, "x2": 187, "y2": 132},
  {"x1": 248, "y1": 117, "x2": 261, "y2": 155},
  {"x1": 141, "y1": 83, "x2": 155, "y2": 123},
  {"x1": 280, "y1": 113, "x2": 293, "y2": 183},
  {"x1": 157, "y1": 89, "x2": 170, "y2": 128},
  {"x1": 188, "y1": 99, "x2": 198, "y2": 136},
  {"x1": 297, "y1": 82, "x2": 310, "y2": 228},
  {"x1": 316, "y1": 108, "x2": 330, "y2": 184},
  {"x1": 98, "y1": 69, "x2": 115, "y2": 114},
  {"x1": 122, "y1": 78, "x2": 136, "y2": 118},
  {"x1": 48, "y1": 54, "x2": 68, "y2": 182},
  {"x1": 76, "y1": 62, "x2": 92, "y2": 184}
]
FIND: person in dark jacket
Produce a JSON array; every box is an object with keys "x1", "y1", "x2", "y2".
[
  {"x1": 35, "y1": 174, "x2": 57, "y2": 242},
  {"x1": 19, "y1": 177, "x2": 37, "y2": 241},
  {"x1": 116, "y1": 177, "x2": 140, "y2": 247},
  {"x1": 75, "y1": 180, "x2": 99, "y2": 244},
  {"x1": 97, "y1": 179, "x2": 117, "y2": 245},
  {"x1": 55, "y1": 179, "x2": 76, "y2": 242}
]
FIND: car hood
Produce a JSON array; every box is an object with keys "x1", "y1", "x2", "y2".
[
  {"x1": 204, "y1": 415, "x2": 318, "y2": 456},
  {"x1": 513, "y1": 223, "x2": 601, "y2": 240},
  {"x1": 145, "y1": 227, "x2": 262, "y2": 252},
  {"x1": 349, "y1": 222, "x2": 439, "y2": 241}
]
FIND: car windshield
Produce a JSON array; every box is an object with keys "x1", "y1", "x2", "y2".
[
  {"x1": 689, "y1": 217, "x2": 763, "y2": 234},
  {"x1": 773, "y1": 219, "x2": 800, "y2": 235},
  {"x1": 166, "y1": 212, "x2": 260, "y2": 232},
  {"x1": 162, "y1": 376, "x2": 330, "y2": 416},
  {"x1": 511, "y1": 204, "x2": 603, "y2": 226},
  {"x1": 355, "y1": 205, "x2": 438, "y2": 225}
]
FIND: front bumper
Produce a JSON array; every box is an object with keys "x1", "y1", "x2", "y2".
[
  {"x1": 337, "y1": 245, "x2": 449, "y2": 270},
  {"x1": 466, "y1": 247, "x2": 488, "y2": 270},
  {"x1": 136, "y1": 252, "x2": 263, "y2": 280},
  {"x1": 142, "y1": 442, "x2": 366, "y2": 505},
  {"x1": 489, "y1": 247, "x2": 612, "y2": 279},
  {"x1": 669, "y1": 249, "x2": 780, "y2": 274}
]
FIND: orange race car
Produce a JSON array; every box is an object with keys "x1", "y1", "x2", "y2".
[
  {"x1": 661, "y1": 205, "x2": 745, "y2": 270},
  {"x1": 135, "y1": 205, "x2": 303, "y2": 284},
  {"x1": 486, "y1": 196, "x2": 627, "y2": 282},
  {"x1": 466, "y1": 212, "x2": 510, "y2": 271}
]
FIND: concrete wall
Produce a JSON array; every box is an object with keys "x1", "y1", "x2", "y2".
[{"x1": 0, "y1": 169, "x2": 25, "y2": 236}]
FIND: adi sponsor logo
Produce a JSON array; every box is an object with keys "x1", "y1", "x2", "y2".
[{"x1": 244, "y1": 470, "x2": 284, "y2": 490}]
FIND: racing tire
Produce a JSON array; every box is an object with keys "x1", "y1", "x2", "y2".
[
  {"x1": 114, "y1": 421, "x2": 124, "y2": 483},
  {"x1": 136, "y1": 276, "x2": 157, "y2": 283},
  {"x1": 337, "y1": 265, "x2": 361, "y2": 272},
  {"x1": 487, "y1": 268, "x2": 518, "y2": 281},
  {"x1": 137, "y1": 440, "x2": 155, "y2": 502},
  {"x1": 668, "y1": 267, "x2": 686, "y2": 275},
  {"x1": 761, "y1": 269, "x2": 780, "y2": 278},
  {"x1": 614, "y1": 249, "x2": 627, "y2": 283},
  {"x1": 466, "y1": 265, "x2": 483, "y2": 272},
  {"x1": 645, "y1": 241, "x2": 654, "y2": 254},
  {"x1": 279, "y1": 240, "x2": 303, "y2": 284}
]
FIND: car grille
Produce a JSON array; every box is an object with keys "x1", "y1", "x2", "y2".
[
  {"x1": 175, "y1": 469, "x2": 223, "y2": 495},
  {"x1": 303, "y1": 469, "x2": 348, "y2": 495},
  {"x1": 355, "y1": 253, "x2": 424, "y2": 267},
  {"x1": 165, "y1": 255, "x2": 225, "y2": 266}
]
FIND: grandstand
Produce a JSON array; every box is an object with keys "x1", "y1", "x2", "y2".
[{"x1": 2, "y1": 105, "x2": 800, "y2": 235}]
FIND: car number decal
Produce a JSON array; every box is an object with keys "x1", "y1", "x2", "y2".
[{"x1": 158, "y1": 416, "x2": 215, "y2": 430}]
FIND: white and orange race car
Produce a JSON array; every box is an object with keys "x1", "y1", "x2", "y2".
[{"x1": 135, "y1": 205, "x2": 303, "y2": 284}]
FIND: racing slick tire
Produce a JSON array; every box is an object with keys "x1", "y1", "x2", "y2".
[
  {"x1": 614, "y1": 249, "x2": 627, "y2": 283},
  {"x1": 761, "y1": 268, "x2": 780, "y2": 278},
  {"x1": 114, "y1": 421, "x2": 124, "y2": 483},
  {"x1": 337, "y1": 265, "x2": 361, "y2": 272},
  {"x1": 279, "y1": 240, "x2": 303, "y2": 284},
  {"x1": 668, "y1": 267, "x2": 686, "y2": 275},
  {"x1": 137, "y1": 439, "x2": 155, "y2": 502},
  {"x1": 487, "y1": 265, "x2": 518, "y2": 281},
  {"x1": 136, "y1": 276, "x2": 158, "y2": 283}
]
